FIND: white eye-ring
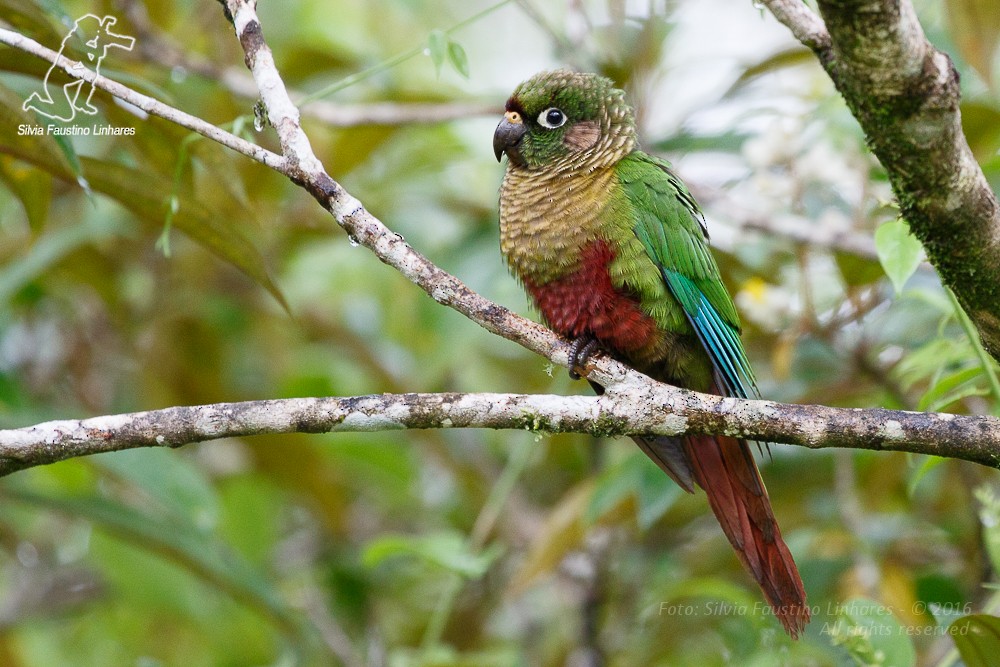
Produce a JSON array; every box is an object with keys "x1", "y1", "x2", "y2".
[{"x1": 537, "y1": 107, "x2": 567, "y2": 129}]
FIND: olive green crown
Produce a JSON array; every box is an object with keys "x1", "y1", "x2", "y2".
[{"x1": 505, "y1": 69, "x2": 637, "y2": 169}]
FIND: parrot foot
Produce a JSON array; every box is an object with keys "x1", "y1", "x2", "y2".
[{"x1": 568, "y1": 335, "x2": 600, "y2": 379}]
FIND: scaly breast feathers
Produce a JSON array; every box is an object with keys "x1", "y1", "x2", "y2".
[{"x1": 499, "y1": 167, "x2": 617, "y2": 284}]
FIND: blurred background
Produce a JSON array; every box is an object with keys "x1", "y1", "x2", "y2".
[{"x1": 1, "y1": 0, "x2": 1000, "y2": 664}]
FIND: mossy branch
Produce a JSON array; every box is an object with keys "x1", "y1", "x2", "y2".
[
  {"x1": 762, "y1": 0, "x2": 1000, "y2": 360},
  {"x1": 1, "y1": 387, "x2": 998, "y2": 477},
  {"x1": 0, "y1": 2, "x2": 997, "y2": 476}
]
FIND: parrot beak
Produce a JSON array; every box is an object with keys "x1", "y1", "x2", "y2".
[{"x1": 493, "y1": 111, "x2": 527, "y2": 164}]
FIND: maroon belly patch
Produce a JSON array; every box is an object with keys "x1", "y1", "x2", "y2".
[{"x1": 524, "y1": 240, "x2": 658, "y2": 354}]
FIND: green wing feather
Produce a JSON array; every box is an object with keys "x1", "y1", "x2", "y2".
[{"x1": 618, "y1": 152, "x2": 758, "y2": 400}]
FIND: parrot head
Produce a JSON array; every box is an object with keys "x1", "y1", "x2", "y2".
[{"x1": 493, "y1": 69, "x2": 637, "y2": 171}]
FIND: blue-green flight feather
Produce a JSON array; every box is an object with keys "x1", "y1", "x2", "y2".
[{"x1": 620, "y1": 152, "x2": 759, "y2": 400}]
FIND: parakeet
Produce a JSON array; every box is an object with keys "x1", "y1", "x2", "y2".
[{"x1": 493, "y1": 70, "x2": 809, "y2": 637}]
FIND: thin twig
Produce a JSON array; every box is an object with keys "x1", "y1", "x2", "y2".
[
  {"x1": 0, "y1": 29, "x2": 285, "y2": 171},
  {"x1": 113, "y1": 0, "x2": 500, "y2": 127},
  {"x1": 1, "y1": 5, "x2": 998, "y2": 477},
  {"x1": 759, "y1": 0, "x2": 832, "y2": 53}
]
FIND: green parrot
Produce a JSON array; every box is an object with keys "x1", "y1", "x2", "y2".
[{"x1": 493, "y1": 69, "x2": 809, "y2": 637}]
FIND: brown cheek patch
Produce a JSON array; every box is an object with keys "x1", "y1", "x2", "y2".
[{"x1": 563, "y1": 121, "x2": 601, "y2": 151}]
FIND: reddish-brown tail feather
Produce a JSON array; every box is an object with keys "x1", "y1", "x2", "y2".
[{"x1": 680, "y1": 433, "x2": 809, "y2": 637}]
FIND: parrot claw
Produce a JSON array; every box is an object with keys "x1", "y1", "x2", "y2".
[{"x1": 568, "y1": 336, "x2": 600, "y2": 379}]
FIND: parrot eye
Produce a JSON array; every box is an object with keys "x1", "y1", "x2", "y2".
[{"x1": 537, "y1": 107, "x2": 567, "y2": 129}]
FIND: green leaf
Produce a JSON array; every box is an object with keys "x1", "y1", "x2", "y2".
[
  {"x1": 875, "y1": 220, "x2": 923, "y2": 294},
  {"x1": 961, "y1": 102, "x2": 1000, "y2": 162},
  {"x1": 585, "y1": 454, "x2": 643, "y2": 525},
  {"x1": 427, "y1": 29, "x2": 447, "y2": 76},
  {"x1": 656, "y1": 576, "x2": 761, "y2": 614},
  {"x1": 918, "y1": 366, "x2": 987, "y2": 412},
  {"x1": 363, "y1": 531, "x2": 501, "y2": 579},
  {"x1": 907, "y1": 456, "x2": 946, "y2": 497},
  {"x1": 946, "y1": 0, "x2": 1000, "y2": 87},
  {"x1": 0, "y1": 215, "x2": 121, "y2": 304},
  {"x1": 0, "y1": 84, "x2": 287, "y2": 310},
  {"x1": 446, "y1": 39, "x2": 470, "y2": 78},
  {"x1": 951, "y1": 615, "x2": 1000, "y2": 666},
  {"x1": 586, "y1": 454, "x2": 681, "y2": 529},
  {"x1": 975, "y1": 486, "x2": 1000, "y2": 575},
  {"x1": 79, "y1": 157, "x2": 288, "y2": 310},
  {"x1": 93, "y1": 449, "x2": 221, "y2": 532},
  {"x1": 101, "y1": 157, "x2": 280, "y2": 305},
  {"x1": 0, "y1": 155, "x2": 51, "y2": 231},
  {"x1": 835, "y1": 251, "x2": 886, "y2": 287},
  {"x1": 726, "y1": 47, "x2": 817, "y2": 96},
  {"x1": 636, "y1": 460, "x2": 683, "y2": 529},
  {"x1": 829, "y1": 598, "x2": 917, "y2": 667},
  {"x1": 49, "y1": 132, "x2": 88, "y2": 194},
  {"x1": 651, "y1": 128, "x2": 750, "y2": 154},
  {"x1": 0, "y1": 82, "x2": 74, "y2": 180},
  {"x1": 0, "y1": 0, "x2": 65, "y2": 53},
  {"x1": 893, "y1": 338, "x2": 966, "y2": 393},
  {"x1": 2, "y1": 487, "x2": 313, "y2": 653}
]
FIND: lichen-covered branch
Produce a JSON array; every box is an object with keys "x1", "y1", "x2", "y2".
[
  {"x1": 0, "y1": 13, "x2": 570, "y2": 369},
  {"x1": 759, "y1": 0, "x2": 832, "y2": 51},
  {"x1": 762, "y1": 0, "x2": 1000, "y2": 359},
  {"x1": 2, "y1": 4, "x2": 998, "y2": 476},
  {"x1": 1, "y1": 385, "x2": 997, "y2": 477},
  {"x1": 0, "y1": 28, "x2": 286, "y2": 170},
  {"x1": 219, "y1": 0, "x2": 581, "y2": 367}
]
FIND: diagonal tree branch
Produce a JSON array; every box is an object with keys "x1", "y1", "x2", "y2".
[
  {"x1": 759, "y1": 0, "x2": 832, "y2": 51},
  {"x1": 0, "y1": 27, "x2": 286, "y2": 171},
  {"x1": 762, "y1": 0, "x2": 1000, "y2": 360},
  {"x1": 0, "y1": 23, "x2": 574, "y2": 372},
  {"x1": 1, "y1": 3, "x2": 998, "y2": 476},
  {"x1": 217, "y1": 0, "x2": 585, "y2": 369}
]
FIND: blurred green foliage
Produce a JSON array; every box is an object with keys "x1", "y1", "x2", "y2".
[{"x1": 1, "y1": 0, "x2": 1000, "y2": 665}]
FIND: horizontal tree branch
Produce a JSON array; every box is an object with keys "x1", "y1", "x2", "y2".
[
  {"x1": 117, "y1": 0, "x2": 501, "y2": 128},
  {"x1": 739, "y1": 214, "x2": 879, "y2": 260},
  {"x1": 301, "y1": 100, "x2": 502, "y2": 128},
  {"x1": 2, "y1": 2, "x2": 997, "y2": 477},
  {"x1": 1, "y1": 385, "x2": 997, "y2": 476}
]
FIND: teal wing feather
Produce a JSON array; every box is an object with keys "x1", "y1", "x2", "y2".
[{"x1": 618, "y1": 151, "x2": 758, "y2": 400}]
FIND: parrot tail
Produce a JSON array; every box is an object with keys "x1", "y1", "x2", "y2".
[{"x1": 680, "y1": 432, "x2": 809, "y2": 638}]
